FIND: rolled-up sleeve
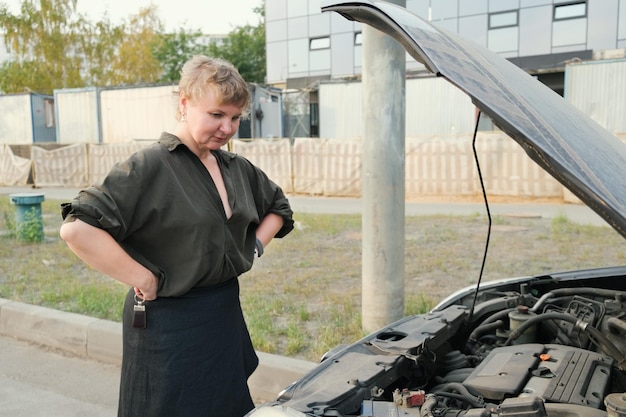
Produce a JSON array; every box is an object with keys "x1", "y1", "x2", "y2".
[{"x1": 60, "y1": 152, "x2": 148, "y2": 242}]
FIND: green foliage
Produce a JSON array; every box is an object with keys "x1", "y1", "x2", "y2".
[
  {"x1": 2, "y1": 211, "x2": 15, "y2": 238},
  {"x1": 0, "y1": 0, "x2": 267, "y2": 92},
  {"x1": 0, "y1": 0, "x2": 164, "y2": 93},
  {"x1": 204, "y1": 1, "x2": 266, "y2": 83},
  {"x1": 405, "y1": 293, "x2": 434, "y2": 316},
  {"x1": 0, "y1": 0, "x2": 85, "y2": 93},
  {"x1": 551, "y1": 212, "x2": 584, "y2": 234},
  {"x1": 109, "y1": 6, "x2": 164, "y2": 86},
  {"x1": 2, "y1": 207, "x2": 43, "y2": 242},
  {"x1": 16, "y1": 207, "x2": 44, "y2": 242},
  {"x1": 152, "y1": 29, "x2": 205, "y2": 83}
]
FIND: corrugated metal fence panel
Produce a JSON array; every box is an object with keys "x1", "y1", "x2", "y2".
[
  {"x1": 31, "y1": 144, "x2": 88, "y2": 187},
  {"x1": 0, "y1": 144, "x2": 31, "y2": 186},
  {"x1": 474, "y1": 132, "x2": 562, "y2": 198},
  {"x1": 319, "y1": 77, "x2": 477, "y2": 139},
  {"x1": 319, "y1": 82, "x2": 363, "y2": 139},
  {"x1": 55, "y1": 88, "x2": 99, "y2": 144},
  {"x1": 0, "y1": 94, "x2": 33, "y2": 144},
  {"x1": 10, "y1": 133, "x2": 601, "y2": 200},
  {"x1": 405, "y1": 132, "x2": 563, "y2": 199},
  {"x1": 322, "y1": 139, "x2": 362, "y2": 197},
  {"x1": 406, "y1": 136, "x2": 475, "y2": 197},
  {"x1": 231, "y1": 138, "x2": 293, "y2": 194},
  {"x1": 88, "y1": 142, "x2": 152, "y2": 186},
  {"x1": 100, "y1": 85, "x2": 177, "y2": 143},
  {"x1": 405, "y1": 77, "x2": 476, "y2": 136},
  {"x1": 292, "y1": 138, "x2": 327, "y2": 195},
  {"x1": 565, "y1": 59, "x2": 626, "y2": 134}
]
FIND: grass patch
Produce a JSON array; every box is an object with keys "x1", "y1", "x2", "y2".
[{"x1": 2, "y1": 195, "x2": 626, "y2": 361}]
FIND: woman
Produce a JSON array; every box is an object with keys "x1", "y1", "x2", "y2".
[{"x1": 60, "y1": 55, "x2": 294, "y2": 416}]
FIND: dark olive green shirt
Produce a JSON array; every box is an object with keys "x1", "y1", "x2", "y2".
[{"x1": 62, "y1": 133, "x2": 294, "y2": 297}]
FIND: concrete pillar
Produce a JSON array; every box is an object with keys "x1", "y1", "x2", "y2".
[{"x1": 361, "y1": 0, "x2": 406, "y2": 333}]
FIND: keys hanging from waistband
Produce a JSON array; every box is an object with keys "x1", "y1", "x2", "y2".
[{"x1": 132, "y1": 295, "x2": 147, "y2": 329}]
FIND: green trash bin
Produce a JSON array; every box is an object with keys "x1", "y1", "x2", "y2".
[{"x1": 9, "y1": 193, "x2": 45, "y2": 242}]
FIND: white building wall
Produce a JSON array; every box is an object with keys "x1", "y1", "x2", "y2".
[
  {"x1": 565, "y1": 59, "x2": 626, "y2": 134},
  {"x1": 100, "y1": 85, "x2": 177, "y2": 143},
  {"x1": 267, "y1": 1, "x2": 626, "y2": 86},
  {"x1": 55, "y1": 88, "x2": 99, "y2": 144},
  {"x1": 0, "y1": 94, "x2": 33, "y2": 144},
  {"x1": 319, "y1": 82, "x2": 363, "y2": 138},
  {"x1": 319, "y1": 76, "x2": 475, "y2": 138},
  {"x1": 405, "y1": 77, "x2": 476, "y2": 136},
  {"x1": 587, "y1": 0, "x2": 619, "y2": 51}
]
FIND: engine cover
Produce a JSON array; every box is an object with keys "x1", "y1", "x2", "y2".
[{"x1": 462, "y1": 344, "x2": 613, "y2": 408}]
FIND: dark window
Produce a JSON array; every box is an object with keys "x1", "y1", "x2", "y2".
[{"x1": 310, "y1": 103, "x2": 319, "y2": 137}]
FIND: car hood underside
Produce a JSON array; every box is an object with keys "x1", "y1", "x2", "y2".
[{"x1": 321, "y1": 0, "x2": 626, "y2": 239}]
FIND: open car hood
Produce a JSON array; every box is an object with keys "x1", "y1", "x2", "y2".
[{"x1": 321, "y1": 0, "x2": 626, "y2": 239}]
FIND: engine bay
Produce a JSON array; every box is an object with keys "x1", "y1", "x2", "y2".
[{"x1": 251, "y1": 273, "x2": 626, "y2": 417}]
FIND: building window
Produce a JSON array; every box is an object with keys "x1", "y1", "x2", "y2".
[
  {"x1": 554, "y1": 1, "x2": 587, "y2": 21},
  {"x1": 552, "y1": 1, "x2": 587, "y2": 47},
  {"x1": 489, "y1": 11, "x2": 518, "y2": 29},
  {"x1": 355, "y1": 32, "x2": 362, "y2": 45},
  {"x1": 488, "y1": 10, "x2": 518, "y2": 54},
  {"x1": 310, "y1": 37, "x2": 330, "y2": 50}
]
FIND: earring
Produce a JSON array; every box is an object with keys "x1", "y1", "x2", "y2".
[{"x1": 181, "y1": 113, "x2": 186, "y2": 123}]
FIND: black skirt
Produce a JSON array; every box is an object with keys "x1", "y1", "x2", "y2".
[{"x1": 117, "y1": 278, "x2": 258, "y2": 417}]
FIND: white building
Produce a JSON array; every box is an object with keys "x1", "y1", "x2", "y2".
[
  {"x1": 265, "y1": 0, "x2": 626, "y2": 137},
  {"x1": 267, "y1": 0, "x2": 626, "y2": 89}
]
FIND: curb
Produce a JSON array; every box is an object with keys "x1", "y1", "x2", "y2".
[{"x1": 0, "y1": 298, "x2": 316, "y2": 403}]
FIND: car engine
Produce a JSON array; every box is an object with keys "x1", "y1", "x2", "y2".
[{"x1": 249, "y1": 271, "x2": 626, "y2": 417}]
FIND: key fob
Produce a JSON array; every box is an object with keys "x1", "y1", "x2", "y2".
[{"x1": 132, "y1": 303, "x2": 146, "y2": 329}]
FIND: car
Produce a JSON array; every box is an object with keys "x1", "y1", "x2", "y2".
[{"x1": 247, "y1": 1, "x2": 626, "y2": 416}]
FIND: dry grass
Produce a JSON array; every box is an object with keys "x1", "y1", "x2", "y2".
[{"x1": 1, "y1": 196, "x2": 626, "y2": 362}]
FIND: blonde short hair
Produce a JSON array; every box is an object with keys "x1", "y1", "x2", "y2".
[{"x1": 176, "y1": 55, "x2": 250, "y2": 119}]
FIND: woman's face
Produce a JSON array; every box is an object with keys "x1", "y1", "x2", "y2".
[{"x1": 180, "y1": 87, "x2": 244, "y2": 152}]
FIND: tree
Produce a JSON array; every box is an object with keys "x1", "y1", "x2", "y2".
[
  {"x1": 0, "y1": 0, "x2": 165, "y2": 93},
  {"x1": 205, "y1": 1, "x2": 266, "y2": 83},
  {"x1": 0, "y1": 0, "x2": 266, "y2": 92},
  {"x1": 108, "y1": 6, "x2": 163, "y2": 85},
  {"x1": 0, "y1": 0, "x2": 85, "y2": 93},
  {"x1": 78, "y1": 17, "x2": 124, "y2": 87},
  {"x1": 152, "y1": 28, "x2": 204, "y2": 83}
]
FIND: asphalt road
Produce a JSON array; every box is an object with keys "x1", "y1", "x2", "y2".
[{"x1": 0, "y1": 335, "x2": 119, "y2": 417}]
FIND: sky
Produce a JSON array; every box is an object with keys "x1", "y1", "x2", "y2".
[{"x1": 2, "y1": 0, "x2": 263, "y2": 34}]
